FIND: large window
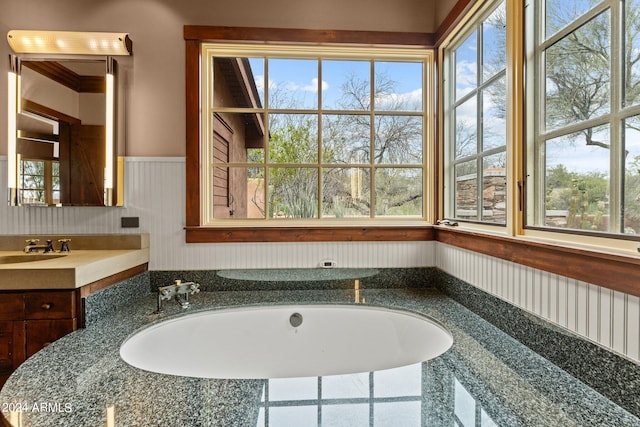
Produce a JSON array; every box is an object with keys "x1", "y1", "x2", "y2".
[
  {"x1": 200, "y1": 44, "x2": 431, "y2": 225},
  {"x1": 527, "y1": 0, "x2": 640, "y2": 236},
  {"x1": 443, "y1": 0, "x2": 508, "y2": 225}
]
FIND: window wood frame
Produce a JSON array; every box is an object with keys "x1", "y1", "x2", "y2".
[{"x1": 184, "y1": 26, "x2": 436, "y2": 243}]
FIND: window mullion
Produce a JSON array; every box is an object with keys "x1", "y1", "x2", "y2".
[
  {"x1": 370, "y1": 59, "x2": 376, "y2": 218},
  {"x1": 539, "y1": 0, "x2": 611, "y2": 50},
  {"x1": 477, "y1": 20, "x2": 484, "y2": 221},
  {"x1": 609, "y1": 0, "x2": 623, "y2": 232},
  {"x1": 318, "y1": 59, "x2": 323, "y2": 219},
  {"x1": 533, "y1": 0, "x2": 548, "y2": 227}
]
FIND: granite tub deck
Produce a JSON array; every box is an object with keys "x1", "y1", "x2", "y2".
[{"x1": 1, "y1": 289, "x2": 639, "y2": 427}]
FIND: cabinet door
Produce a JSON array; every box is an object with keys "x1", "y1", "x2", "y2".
[
  {"x1": 0, "y1": 294, "x2": 24, "y2": 321},
  {"x1": 0, "y1": 321, "x2": 25, "y2": 388},
  {"x1": 25, "y1": 319, "x2": 76, "y2": 358}
]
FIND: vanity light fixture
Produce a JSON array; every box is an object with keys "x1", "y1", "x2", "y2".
[
  {"x1": 7, "y1": 56, "x2": 19, "y2": 203},
  {"x1": 7, "y1": 30, "x2": 132, "y2": 56},
  {"x1": 104, "y1": 58, "x2": 116, "y2": 203}
]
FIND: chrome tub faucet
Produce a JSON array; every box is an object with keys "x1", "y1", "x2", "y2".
[{"x1": 155, "y1": 280, "x2": 201, "y2": 313}]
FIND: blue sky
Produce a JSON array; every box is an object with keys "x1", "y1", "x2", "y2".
[{"x1": 247, "y1": 58, "x2": 423, "y2": 111}]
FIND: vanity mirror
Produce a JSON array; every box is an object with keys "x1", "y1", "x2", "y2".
[{"x1": 7, "y1": 31, "x2": 131, "y2": 207}]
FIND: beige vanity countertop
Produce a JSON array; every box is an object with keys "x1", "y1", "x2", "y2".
[
  {"x1": 0, "y1": 234, "x2": 150, "y2": 290},
  {"x1": 0, "y1": 248, "x2": 150, "y2": 290}
]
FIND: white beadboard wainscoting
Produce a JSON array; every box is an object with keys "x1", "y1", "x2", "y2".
[
  {"x1": 2, "y1": 156, "x2": 638, "y2": 362},
  {"x1": 436, "y1": 242, "x2": 640, "y2": 364},
  {"x1": 0, "y1": 157, "x2": 435, "y2": 269}
]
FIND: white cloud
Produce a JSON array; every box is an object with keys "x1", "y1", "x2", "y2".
[
  {"x1": 375, "y1": 88, "x2": 423, "y2": 110},
  {"x1": 254, "y1": 75, "x2": 265, "y2": 91},
  {"x1": 295, "y1": 77, "x2": 329, "y2": 93}
]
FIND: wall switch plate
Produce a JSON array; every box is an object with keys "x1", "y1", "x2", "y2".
[{"x1": 121, "y1": 217, "x2": 140, "y2": 228}]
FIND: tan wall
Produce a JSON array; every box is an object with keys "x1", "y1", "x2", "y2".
[
  {"x1": 0, "y1": 0, "x2": 446, "y2": 157},
  {"x1": 435, "y1": 0, "x2": 460, "y2": 32}
]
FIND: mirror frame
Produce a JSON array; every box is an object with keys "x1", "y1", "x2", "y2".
[{"x1": 8, "y1": 54, "x2": 123, "y2": 207}]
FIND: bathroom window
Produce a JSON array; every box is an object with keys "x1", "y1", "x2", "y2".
[
  {"x1": 18, "y1": 159, "x2": 60, "y2": 206},
  {"x1": 526, "y1": 0, "x2": 640, "y2": 236},
  {"x1": 198, "y1": 42, "x2": 432, "y2": 226},
  {"x1": 442, "y1": 0, "x2": 507, "y2": 225}
]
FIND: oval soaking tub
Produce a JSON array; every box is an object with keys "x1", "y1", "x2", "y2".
[{"x1": 119, "y1": 304, "x2": 453, "y2": 379}]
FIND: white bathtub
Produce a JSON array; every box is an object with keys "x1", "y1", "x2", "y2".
[{"x1": 119, "y1": 304, "x2": 453, "y2": 379}]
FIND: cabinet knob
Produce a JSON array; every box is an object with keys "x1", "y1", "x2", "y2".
[{"x1": 41, "y1": 303, "x2": 52, "y2": 310}]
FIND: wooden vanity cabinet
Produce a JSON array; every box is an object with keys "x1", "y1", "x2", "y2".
[{"x1": 0, "y1": 290, "x2": 78, "y2": 388}]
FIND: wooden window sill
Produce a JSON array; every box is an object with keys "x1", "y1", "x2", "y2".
[{"x1": 185, "y1": 225, "x2": 435, "y2": 243}]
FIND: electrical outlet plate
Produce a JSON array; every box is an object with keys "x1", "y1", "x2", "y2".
[{"x1": 321, "y1": 260, "x2": 337, "y2": 268}]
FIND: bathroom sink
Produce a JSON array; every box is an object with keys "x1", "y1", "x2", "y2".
[{"x1": 0, "y1": 254, "x2": 66, "y2": 264}]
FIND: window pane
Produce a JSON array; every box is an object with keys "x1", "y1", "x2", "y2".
[
  {"x1": 455, "y1": 96, "x2": 478, "y2": 158},
  {"x1": 322, "y1": 60, "x2": 370, "y2": 111},
  {"x1": 455, "y1": 30, "x2": 478, "y2": 101},
  {"x1": 374, "y1": 115, "x2": 422, "y2": 164},
  {"x1": 212, "y1": 57, "x2": 264, "y2": 108},
  {"x1": 482, "y1": 78, "x2": 506, "y2": 151},
  {"x1": 52, "y1": 161, "x2": 60, "y2": 197},
  {"x1": 212, "y1": 112, "x2": 266, "y2": 163},
  {"x1": 545, "y1": 0, "x2": 596, "y2": 39},
  {"x1": 374, "y1": 168, "x2": 422, "y2": 217},
  {"x1": 545, "y1": 11, "x2": 611, "y2": 131},
  {"x1": 19, "y1": 160, "x2": 47, "y2": 205},
  {"x1": 322, "y1": 114, "x2": 370, "y2": 164},
  {"x1": 482, "y1": 1, "x2": 506, "y2": 81},
  {"x1": 374, "y1": 61, "x2": 423, "y2": 112},
  {"x1": 268, "y1": 58, "x2": 319, "y2": 109},
  {"x1": 269, "y1": 167, "x2": 318, "y2": 218},
  {"x1": 544, "y1": 126, "x2": 610, "y2": 231},
  {"x1": 269, "y1": 114, "x2": 318, "y2": 164},
  {"x1": 212, "y1": 167, "x2": 265, "y2": 219},
  {"x1": 625, "y1": 0, "x2": 640, "y2": 108},
  {"x1": 624, "y1": 116, "x2": 640, "y2": 234},
  {"x1": 322, "y1": 167, "x2": 371, "y2": 218},
  {"x1": 455, "y1": 161, "x2": 478, "y2": 220},
  {"x1": 482, "y1": 152, "x2": 507, "y2": 223}
]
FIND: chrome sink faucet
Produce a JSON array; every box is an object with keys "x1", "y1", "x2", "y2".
[
  {"x1": 155, "y1": 280, "x2": 201, "y2": 313},
  {"x1": 24, "y1": 239, "x2": 54, "y2": 253}
]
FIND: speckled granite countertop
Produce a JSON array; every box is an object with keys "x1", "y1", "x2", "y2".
[{"x1": 1, "y1": 288, "x2": 638, "y2": 427}]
